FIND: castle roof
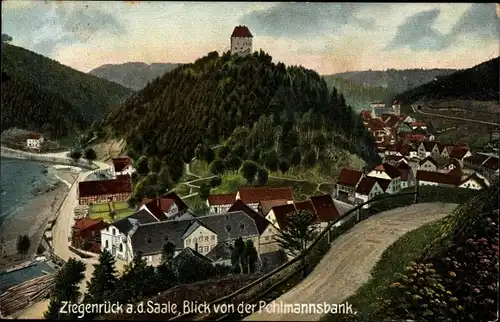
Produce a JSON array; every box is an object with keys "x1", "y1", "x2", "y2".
[{"x1": 231, "y1": 25, "x2": 253, "y2": 38}]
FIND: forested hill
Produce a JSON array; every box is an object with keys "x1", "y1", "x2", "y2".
[
  {"x1": 394, "y1": 57, "x2": 499, "y2": 104},
  {"x1": 331, "y1": 68, "x2": 456, "y2": 93},
  {"x1": 323, "y1": 76, "x2": 395, "y2": 111},
  {"x1": 99, "y1": 50, "x2": 380, "y2": 185},
  {"x1": 89, "y1": 62, "x2": 181, "y2": 91},
  {"x1": 1, "y1": 43, "x2": 133, "y2": 137}
]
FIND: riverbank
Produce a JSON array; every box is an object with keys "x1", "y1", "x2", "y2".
[
  {"x1": 0, "y1": 166, "x2": 78, "y2": 272},
  {"x1": 0, "y1": 146, "x2": 97, "y2": 170}
]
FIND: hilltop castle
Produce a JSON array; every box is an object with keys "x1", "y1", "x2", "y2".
[{"x1": 230, "y1": 25, "x2": 253, "y2": 56}]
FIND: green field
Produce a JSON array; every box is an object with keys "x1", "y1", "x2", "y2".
[{"x1": 89, "y1": 201, "x2": 135, "y2": 222}]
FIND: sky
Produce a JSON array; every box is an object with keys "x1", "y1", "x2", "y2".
[{"x1": 2, "y1": 1, "x2": 499, "y2": 75}]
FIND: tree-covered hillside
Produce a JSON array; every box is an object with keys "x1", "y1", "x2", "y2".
[
  {"x1": 89, "y1": 62, "x2": 181, "y2": 91},
  {"x1": 1, "y1": 43, "x2": 133, "y2": 137},
  {"x1": 332, "y1": 68, "x2": 456, "y2": 93},
  {"x1": 395, "y1": 57, "x2": 499, "y2": 104},
  {"x1": 323, "y1": 76, "x2": 395, "y2": 111},
  {"x1": 99, "y1": 50, "x2": 380, "y2": 195}
]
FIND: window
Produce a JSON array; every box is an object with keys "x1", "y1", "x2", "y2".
[
  {"x1": 205, "y1": 236, "x2": 208, "y2": 242},
  {"x1": 240, "y1": 224, "x2": 245, "y2": 230},
  {"x1": 204, "y1": 246, "x2": 209, "y2": 252},
  {"x1": 186, "y1": 238, "x2": 191, "y2": 244},
  {"x1": 147, "y1": 237, "x2": 152, "y2": 244},
  {"x1": 225, "y1": 225, "x2": 231, "y2": 232},
  {"x1": 105, "y1": 240, "x2": 109, "y2": 249},
  {"x1": 112, "y1": 228, "x2": 116, "y2": 236},
  {"x1": 193, "y1": 237, "x2": 197, "y2": 243},
  {"x1": 265, "y1": 236, "x2": 269, "y2": 241},
  {"x1": 211, "y1": 235, "x2": 215, "y2": 240},
  {"x1": 119, "y1": 243, "x2": 123, "y2": 252}
]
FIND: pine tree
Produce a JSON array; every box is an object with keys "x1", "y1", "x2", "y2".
[
  {"x1": 84, "y1": 249, "x2": 118, "y2": 305},
  {"x1": 274, "y1": 210, "x2": 317, "y2": 257}
]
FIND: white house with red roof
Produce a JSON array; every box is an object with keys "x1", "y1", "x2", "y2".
[
  {"x1": 367, "y1": 163, "x2": 402, "y2": 193},
  {"x1": 354, "y1": 177, "x2": 384, "y2": 208},
  {"x1": 335, "y1": 168, "x2": 364, "y2": 200},
  {"x1": 235, "y1": 186, "x2": 294, "y2": 211},
  {"x1": 112, "y1": 157, "x2": 135, "y2": 177},
  {"x1": 231, "y1": 25, "x2": 253, "y2": 56},
  {"x1": 26, "y1": 132, "x2": 44, "y2": 149},
  {"x1": 206, "y1": 193, "x2": 236, "y2": 214}
]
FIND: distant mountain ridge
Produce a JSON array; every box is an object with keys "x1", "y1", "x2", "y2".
[
  {"x1": 1, "y1": 43, "x2": 133, "y2": 138},
  {"x1": 330, "y1": 68, "x2": 457, "y2": 93},
  {"x1": 394, "y1": 57, "x2": 499, "y2": 104},
  {"x1": 89, "y1": 62, "x2": 181, "y2": 91}
]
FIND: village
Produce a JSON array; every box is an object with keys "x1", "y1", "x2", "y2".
[{"x1": 59, "y1": 99, "x2": 499, "y2": 275}]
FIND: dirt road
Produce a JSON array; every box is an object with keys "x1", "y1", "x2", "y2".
[{"x1": 245, "y1": 202, "x2": 458, "y2": 321}]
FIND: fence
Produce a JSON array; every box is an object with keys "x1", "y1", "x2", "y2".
[{"x1": 170, "y1": 189, "x2": 418, "y2": 321}]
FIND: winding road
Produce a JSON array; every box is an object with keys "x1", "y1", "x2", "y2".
[
  {"x1": 412, "y1": 105, "x2": 500, "y2": 126},
  {"x1": 245, "y1": 202, "x2": 458, "y2": 321}
]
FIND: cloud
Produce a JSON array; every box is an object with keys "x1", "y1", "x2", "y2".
[
  {"x1": 448, "y1": 3, "x2": 499, "y2": 41},
  {"x1": 239, "y1": 3, "x2": 376, "y2": 39},
  {"x1": 386, "y1": 9, "x2": 450, "y2": 51},
  {"x1": 387, "y1": 4, "x2": 499, "y2": 52}
]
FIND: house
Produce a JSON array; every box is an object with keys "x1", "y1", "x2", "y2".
[
  {"x1": 335, "y1": 168, "x2": 364, "y2": 200},
  {"x1": 173, "y1": 247, "x2": 213, "y2": 265},
  {"x1": 231, "y1": 25, "x2": 253, "y2": 56},
  {"x1": 399, "y1": 144, "x2": 418, "y2": 159},
  {"x1": 384, "y1": 155, "x2": 408, "y2": 166},
  {"x1": 410, "y1": 122, "x2": 427, "y2": 130},
  {"x1": 227, "y1": 200, "x2": 274, "y2": 254},
  {"x1": 396, "y1": 161, "x2": 415, "y2": 189},
  {"x1": 258, "y1": 199, "x2": 288, "y2": 217},
  {"x1": 206, "y1": 241, "x2": 233, "y2": 266},
  {"x1": 396, "y1": 122, "x2": 413, "y2": 134},
  {"x1": 140, "y1": 193, "x2": 188, "y2": 218},
  {"x1": 480, "y1": 155, "x2": 500, "y2": 177},
  {"x1": 266, "y1": 204, "x2": 296, "y2": 230},
  {"x1": 112, "y1": 157, "x2": 134, "y2": 177},
  {"x1": 416, "y1": 170, "x2": 462, "y2": 188},
  {"x1": 417, "y1": 142, "x2": 436, "y2": 159},
  {"x1": 399, "y1": 115, "x2": 416, "y2": 124},
  {"x1": 449, "y1": 147, "x2": 472, "y2": 166},
  {"x1": 463, "y1": 153, "x2": 492, "y2": 172},
  {"x1": 430, "y1": 143, "x2": 442, "y2": 158},
  {"x1": 309, "y1": 195, "x2": 341, "y2": 230},
  {"x1": 78, "y1": 175, "x2": 132, "y2": 205},
  {"x1": 236, "y1": 187, "x2": 294, "y2": 211},
  {"x1": 426, "y1": 133, "x2": 436, "y2": 141},
  {"x1": 383, "y1": 115, "x2": 400, "y2": 129},
  {"x1": 371, "y1": 101, "x2": 395, "y2": 117},
  {"x1": 366, "y1": 163, "x2": 402, "y2": 193},
  {"x1": 354, "y1": 177, "x2": 384, "y2": 208},
  {"x1": 438, "y1": 159, "x2": 461, "y2": 174},
  {"x1": 206, "y1": 193, "x2": 236, "y2": 214},
  {"x1": 26, "y1": 132, "x2": 44, "y2": 149},
  {"x1": 458, "y1": 173, "x2": 490, "y2": 190},
  {"x1": 418, "y1": 156, "x2": 438, "y2": 172},
  {"x1": 72, "y1": 218, "x2": 106, "y2": 252}
]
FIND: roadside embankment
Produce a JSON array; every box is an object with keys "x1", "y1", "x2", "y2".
[{"x1": 0, "y1": 146, "x2": 97, "y2": 170}]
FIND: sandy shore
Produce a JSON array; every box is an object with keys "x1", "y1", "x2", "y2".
[{"x1": 0, "y1": 167, "x2": 79, "y2": 271}]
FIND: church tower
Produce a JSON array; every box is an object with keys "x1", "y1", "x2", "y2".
[{"x1": 230, "y1": 25, "x2": 253, "y2": 56}]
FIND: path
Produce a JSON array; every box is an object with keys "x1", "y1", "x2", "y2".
[
  {"x1": 412, "y1": 105, "x2": 500, "y2": 126},
  {"x1": 245, "y1": 202, "x2": 458, "y2": 321}
]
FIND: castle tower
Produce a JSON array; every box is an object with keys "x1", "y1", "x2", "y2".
[{"x1": 230, "y1": 25, "x2": 253, "y2": 56}]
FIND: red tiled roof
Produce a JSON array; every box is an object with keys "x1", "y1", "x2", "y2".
[
  {"x1": 422, "y1": 141, "x2": 436, "y2": 151},
  {"x1": 161, "y1": 192, "x2": 188, "y2": 211},
  {"x1": 337, "y1": 168, "x2": 363, "y2": 187},
  {"x1": 294, "y1": 200, "x2": 315, "y2": 214},
  {"x1": 27, "y1": 132, "x2": 42, "y2": 139},
  {"x1": 398, "y1": 168, "x2": 410, "y2": 181},
  {"x1": 310, "y1": 195, "x2": 340, "y2": 222},
  {"x1": 399, "y1": 144, "x2": 411, "y2": 156},
  {"x1": 231, "y1": 25, "x2": 253, "y2": 38},
  {"x1": 411, "y1": 122, "x2": 427, "y2": 127},
  {"x1": 373, "y1": 177, "x2": 391, "y2": 191},
  {"x1": 385, "y1": 116, "x2": 400, "y2": 128},
  {"x1": 482, "y1": 157, "x2": 499, "y2": 171},
  {"x1": 259, "y1": 199, "x2": 288, "y2": 216},
  {"x1": 142, "y1": 199, "x2": 168, "y2": 221},
  {"x1": 112, "y1": 157, "x2": 132, "y2": 172},
  {"x1": 450, "y1": 147, "x2": 469, "y2": 160},
  {"x1": 360, "y1": 110, "x2": 372, "y2": 119},
  {"x1": 237, "y1": 187, "x2": 293, "y2": 204},
  {"x1": 373, "y1": 163, "x2": 401, "y2": 179},
  {"x1": 228, "y1": 200, "x2": 269, "y2": 234},
  {"x1": 73, "y1": 218, "x2": 103, "y2": 231},
  {"x1": 78, "y1": 176, "x2": 132, "y2": 198},
  {"x1": 270, "y1": 204, "x2": 297, "y2": 230},
  {"x1": 464, "y1": 153, "x2": 490, "y2": 166},
  {"x1": 355, "y1": 177, "x2": 379, "y2": 195},
  {"x1": 207, "y1": 193, "x2": 236, "y2": 205},
  {"x1": 406, "y1": 134, "x2": 426, "y2": 142},
  {"x1": 416, "y1": 170, "x2": 462, "y2": 186}
]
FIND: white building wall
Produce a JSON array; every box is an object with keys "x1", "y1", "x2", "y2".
[
  {"x1": 184, "y1": 225, "x2": 218, "y2": 255},
  {"x1": 231, "y1": 36, "x2": 252, "y2": 56}
]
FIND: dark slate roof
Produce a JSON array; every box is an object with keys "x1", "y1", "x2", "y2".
[
  {"x1": 131, "y1": 219, "x2": 192, "y2": 255},
  {"x1": 112, "y1": 209, "x2": 159, "y2": 234},
  {"x1": 196, "y1": 211, "x2": 260, "y2": 241},
  {"x1": 174, "y1": 247, "x2": 213, "y2": 264},
  {"x1": 419, "y1": 156, "x2": 437, "y2": 166},
  {"x1": 228, "y1": 200, "x2": 270, "y2": 234},
  {"x1": 373, "y1": 177, "x2": 391, "y2": 191},
  {"x1": 206, "y1": 241, "x2": 233, "y2": 262}
]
